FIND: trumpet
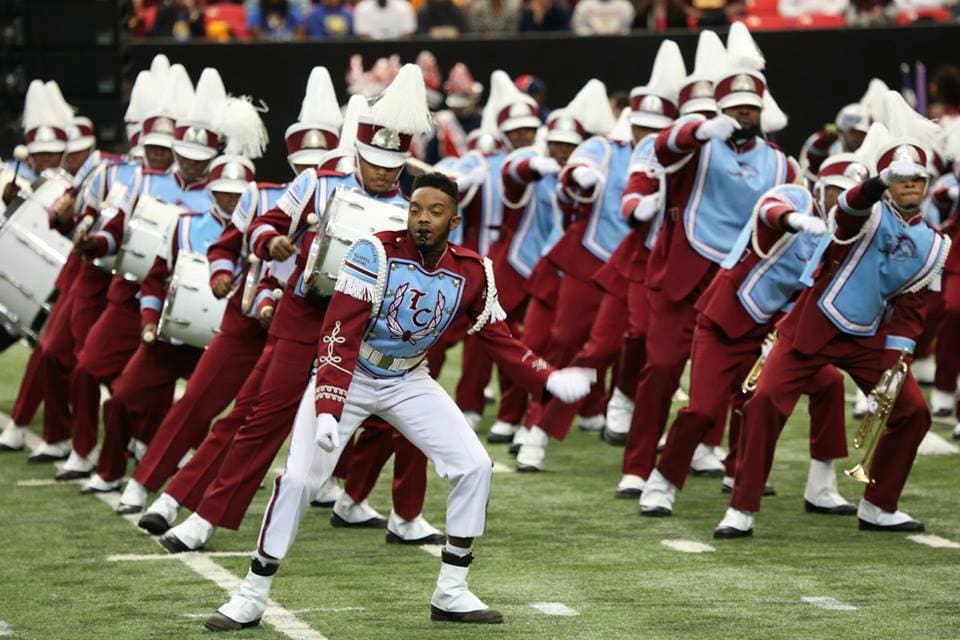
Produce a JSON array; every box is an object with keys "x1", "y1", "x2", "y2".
[
  {"x1": 844, "y1": 349, "x2": 910, "y2": 485},
  {"x1": 742, "y1": 330, "x2": 778, "y2": 394}
]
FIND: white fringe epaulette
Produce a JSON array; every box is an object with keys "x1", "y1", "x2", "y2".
[
  {"x1": 905, "y1": 234, "x2": 951, "y2": 294},
  {"x1": 467, "y1": 257, "x2": 508, "y2": 335},
  {"x1": 333, "y1": 234, "x2": 388, "y2": 313}
]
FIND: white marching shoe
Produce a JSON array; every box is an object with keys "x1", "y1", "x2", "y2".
[
  {"x1": 508, "y1": 425, "x2": 527, "y2": 456},
  {"x1": 159, "y1": 513, "x2": 214, "y2": 552},
  {"x1": 615, "y1": 474, "x2": 645, "y2": 499},
  {"x1": 462, "y1": 411, "x2": 482, "y2": 431},
  {"x1": 486, "y1": 420, "x2": 518, "y2": 444},
  {"x1": 54, "y1": 449, "x2": 97, "y2": 481},
  {"x1": 930, "y1": 388, "x2": 956, "y2": 418},
  {"x1": 803, "y1": 459, "x2": 855, "y2": 515},
  {"x1": 27, "y1": 439, "x2": 71, "y2": 464},
  {"x1": 385, "y1": 510, "x2": 446, "y2": 545},
  {"x1": 205, "y1": 566, "x2": 275, "y2": 631},
  {"x1": 138, "y1": 493, "x2": 180, "y2": 535},
  {"x1": 639, "y1": 469, "x2": 676, "y2": 517},
  {"x1": 330, "y1": 493, "x2": 387, "y2": 528},
  {"x1": 0, "y1": 423, "x2": 27, "y2": 452},
  {"x1": 953, "y1": 423, "x2": 960, "y2": 441},
  {"x1": 910, "y1": 356, "x2": 936, "y2": 385},
  {"x1": 603, "y1": 388, "x2": 633, "y2": 446},
  {"x1": 577, "y1": 414, "x2": 605, "y2": 433},
  {"x1": 310, "y1": 476, "x2": 343, "y2": 507},
  {"x1": 116, "y1": 479, "x2": 148, "y2": 515},
  {"x1": 515, "y1": 426, "x2": 548, "y2": 472},
  {"x1": 857, "y1": 499, "x2": 924, "y2": 532},
  {"x1": 430, "y1": 550, "x2": 503, "y2": 624},
  {"x1": 690, "y1": 443, "x2": 725, "y2": 477},
  {"x1": 853, "y1": 388, "x2": 870, "y2": 419},
  {"x1": 713, "y1": 507, "x2": 754, "y2": 539},
  {"x1": 81, "y1": 473, "x2": 122, "y2": 494}
]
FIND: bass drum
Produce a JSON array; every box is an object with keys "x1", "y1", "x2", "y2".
[
  {"x1": 113, "y1": 194, "x2": 185, "y2": 282},
  {"x1": 157, "y1": 251, "x2": 228, "y2": 349}
]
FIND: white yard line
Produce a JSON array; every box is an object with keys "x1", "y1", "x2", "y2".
[
  {"x1": 908, "y1": 534, "x2": 960, "y2": 549},
  {"x1": 108, "y1": 551, "x2": 252, "y2": 562},
  {"x1": 182, "y1": 607, "x2": 363, "y2": 619},
  {"x1": 801, "y1": 596, "x2": 857, "y2": 611},
  {"x1": 660, "y1": 539, "x2": 715, "y2": 553},
  {"x1": 16, "y1": 478, "x2": 83, "y2": 487},
  {"x1": 419, "y1": 544, "x2": 443, "y2": 558},
  {"x1": 491, "y1": 461, "x2": 513, "y2": 474},
  {"x1": 529, "y1": 602, "x2": 579, "y2": 617},
  {"x1": 0, "y1": 621, "x2": 13, "y2": 637}
]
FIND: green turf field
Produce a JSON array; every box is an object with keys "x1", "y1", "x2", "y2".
[{"x1": 1, "y1": 340, "x2": 958, "y2": 640}]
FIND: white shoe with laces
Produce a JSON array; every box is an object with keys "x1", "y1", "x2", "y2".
[{"x1": 515, "y1": 426, "x2": 548, "y2": 472}]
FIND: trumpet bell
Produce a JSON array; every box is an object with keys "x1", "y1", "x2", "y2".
[{"x1": 843, "y1": 463, "x2": 875, "y2": 485}]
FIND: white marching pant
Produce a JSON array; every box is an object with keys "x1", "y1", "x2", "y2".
[{"x1": 256, "y1": 364, "x2": 493, "y2": 560}]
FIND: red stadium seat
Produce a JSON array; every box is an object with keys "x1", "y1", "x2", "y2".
[
  {"x1": 797, "y1": 13, "x2": 846, "y2": 26},
  {"x1": 745, "y1": 0, "x2": 781, "y2": 16},
  {"x1": 204, "y1": 3, "x2": 250, "y2": 40},
  {"x1": 138, "y1": 5, "x2": 157, "y2": 32},
  {"x1": 893, "y1": 7, "x2": 950, "y2": 23},
  {"x1": 739, "y1": 14, "x2": 800, "y2": 29}
]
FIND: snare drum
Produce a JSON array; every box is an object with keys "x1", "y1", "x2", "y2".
[
  {"x1": 302, "y1": 187, "x2": 407, "y2": 297},
  {"x1": 113, "y1": 194, "x2": 185, "y2": 282},
  {"x1": 0, "y1": 169, "x2": 74, "y2": 339},
  {"x1": 157, "y1": 251, "x2": 228, "y2": 348}
]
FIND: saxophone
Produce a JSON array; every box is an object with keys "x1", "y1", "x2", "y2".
[{"x1": 742, "y1": 330, "x2": 778, "y2": 394}]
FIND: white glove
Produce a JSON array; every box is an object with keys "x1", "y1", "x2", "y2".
[
  {"x1": 784, "y1": 213, "x2": 827, "y2": 236},
  {"x1": 456, "y1": 164, "x2": 488, "y2": 190},
  {"x1": 315, "y1": 413, "x2": 340, "y2": 452},
  {"x1": 632, "y1": 194, "x2": 662, "y2": 222},
  {"x1": 571, "y1": 165, "x2": 603, "y2": 189},
  {"x1": 694, "y1": 114, "x2": 740, "y2": 142},
  {"x1": 528, "y1": 156, "x2": 561, "y2": 176},
  {"x1": 546, "y1": 367, "x2": 597, "y2": 403},
  {"x1": 947, "y1": 185, "x2": 959, "y2": 201},
  {"x1": 880, "y1": 158, "x2": 924, "y2": 185}
]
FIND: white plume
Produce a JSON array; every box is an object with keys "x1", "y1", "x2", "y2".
[
  {"x1": 725, "y1": 22, "x2": 765, "y2": 72},
  {"x1": 566, "y1": 79, "x2": 615, "y2": 136},
  {"x1": 761, "y1": 90, "x2": 788, "y2": 134},
  {"x1": 299, "y1": 66, "x2": 343, "y2": 130},
  {"x1": 369, "y1": 64, "x2": 432, "y2": 136},
  {"x1": 44, "y1": 80, "x2": 75, "y2": 130},
  {"x1": 218, "y1": 96, "x2": 268, "y2": 159},
  {"x1": 125, "y1": 70, "x2": 153, "y2": 122}
]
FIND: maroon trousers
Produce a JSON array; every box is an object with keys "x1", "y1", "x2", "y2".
[
  {"x1": 132, "y1": 329, "x2": 267, "y2": 491},
  {"x1": 69, "y1": 299, "x2": 140, "y2": 457},
  {"x1": 934, "y1": 273, "x2": 960, "y2": 398},
  {"x1": 344, "y1": 423, "x2": 428, "y2": 521},
  {"x1": 96, "y1": 341, "x2": 202, "y2": 481},
  {"x1": 494, "y1": 309, "x2": 529, "y2": 425},
  {"x1": 656, "y1": 317, "x2": 848, "y2": 489},
  {"x1": 731, "y1": 332, "x2": 929, "y2": 513}
]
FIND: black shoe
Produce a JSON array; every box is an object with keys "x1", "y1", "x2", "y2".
[
  {"x1": 430, "y1": 605, "x2": 503, "y2": 624},
  {"x1": 713, "y1": 526, "x2": 753, "y2": 539},
  {"x1": 116, "y1": 502, "x2": 143, "y2": 516},
  {"x1": 158, "y1": 533, "x2": 197, "y2": 553},
  {"x1": 858, "y1": 518, "x2": 924, "y2": 532},
  {"x1": 486, "y1": 431, "x2": 515, "y2": 444},
  {"x1": 0, "y1": 443, "x2": 24, "y2": 453},
  {"x1": 54, "y1": 468, "x2": 93, "y2": 481},
  {"x1": 601, "y1": 428, "x2": 627, "y2": 447},
  {"x1": 804, "y1": 500, "x2": 857, "y2": 516},
  {"x1": 138, "y1": 512, "x2": 172, "y2": 535},
  {"x1": 932, "y1": 408, "x2": 952, "y2": 418},
  {"x1": 330, "y1": 512, "x2": 386, "y2": 528},
  {"x1": 507, "y1": 442, "x2": 521, "y2": 456},
  {"x1": 689, "y1": 467, "x2": 724, "y2": 478},
  {"x1": 310, "y1": 498, "x2": 336, "y2": 508},
  {"x1": 386, "y1": 530, "x2": 446, "y2": 545},
  {"x1": 614, "y1": 487, "x2": 642, "y2": 499},
  {"x1": 722, "y1": 483, "x2": 776, "y2": 496},
  {"x1": 204, "y1": 612, "x2": 261, "y2": 631},
  {"x1": 27, "y1": 450, "x2": 69, "y2": 464},
  {"x1": 515, "y1": 464, "x2": 540, "y2": 473},
  {"x1": 640, "y1": 506, "x2": 672, "y2": 518}
]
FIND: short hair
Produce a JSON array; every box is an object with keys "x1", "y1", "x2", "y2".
[{"x1": 412, "y1": 171, "x2": 459, "y2": 205}]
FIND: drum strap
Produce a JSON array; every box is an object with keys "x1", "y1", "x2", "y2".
[{"x1": 359, "y1": 342, "x2": 425, "y2": 373}]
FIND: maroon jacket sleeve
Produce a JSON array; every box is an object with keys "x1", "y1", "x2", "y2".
[
  {"x1": 801, "y1": 128, "x2": 839, "y2": 175},
  {"x1": 207, "y1": 223, "x2": 243, "y2": 287},
  {"x1": 620, "y1": 171, "x2": 660, "y2": 228},
  {"x1": 139, "y1": 255, "x2": 172, "y2": 327},
  {"x1": 256, "y1": 272, "x2": 282, "y2": 318},
  {"x1": 755, "y1": 194, "x2": 794, "y2": 252},
  {"x1": 654, "y1": 118, "x2": 704, "y2": 167},
  {"x1": 476, "y1": 319, "x2": 554, "y2": 395},
  {"x1": 313, "y1": 292, "x2": 373, "y2": 418},
  {"x1": 881, "y1": 288, "x2": 934, "y2": 366},
  {"x1": 87, "y1": 209, "x2": 126, "y2": 257},
  {"x1": 835, "y1": 177, "x2": 886, "y2": 239}
]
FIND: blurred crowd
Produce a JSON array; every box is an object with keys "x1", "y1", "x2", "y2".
[{"x1": 123, "y1": 0, "x2": 960, "y2": 41}]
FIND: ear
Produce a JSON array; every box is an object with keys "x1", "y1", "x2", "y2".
[{"x1": 448, "y1": 213, "x2": 462, "y2": 231}]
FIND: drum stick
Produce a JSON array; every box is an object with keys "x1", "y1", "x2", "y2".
[
  {"x1": 142, "y1": 328, "x2": 156, "y2": 344},
  {"x1": 405, "y1": 158, "x2": 434, "y2": 175},
  {"x1": 306, "y1": 213, "x2": 318, "y2": 227},
  {"x1": 11, "y1": 145, "x2": 28, "y2": 185},
  {"x1": 76, "y1": 214, "x2": 95, "y2": 237},
  {"x1": 272, "y1": 288, "x2": 283, "y2": 300}
]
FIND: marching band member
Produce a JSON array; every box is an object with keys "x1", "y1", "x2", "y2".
[
  {"x1": 158, "y1": 65, "x2": 440, "y2": 553},
  {"x1": 619, "y1": 23, "x2": 792, "y2": 491},
  {"x1": 424, "y1": 63, "x2": 484, "y2": 163},
  {"x1": 716, "y1": 93, "x2": 950, "y2": 538},
  {"x1": 115, "y1": 99, "x2": 268, "y2": 514},
  {"x1": 205, "y1": 171, "x2": 595, "y2": 631}
]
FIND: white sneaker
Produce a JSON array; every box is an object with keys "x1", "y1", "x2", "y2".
[
  {"x1": 577, "y1": 414, "x2": 605, "y2": 433},
  {"x1": 857, "y1": 499, "x2": 924, "y2": 531},
  {"x1": 604, "y1": 388, "x2": 633, "y2": 444},
  {"x1": 117, "y1": 479, "x2": 148, "y2": 514},
  {"x1": 80, "y1": 473, "x2": 122, "y2": 493},
  {"x1": 803, "y1": 459, "x2": 855, "y2": 514},
  {"x1": 0, "y1": 423, "x2": 27, "y2": 451},
  {"x1": 208, "y1": 569, "x2": 273, "y2": 629},
  {"x1": 430, "y1": 554, "x2": 502, "y2": 622},
  {"x1": 386, "y1": 510, "x2": 445, "y2": 544},
  {"x1": 487, "y1": 420, "x2": 518, "y2": 444},
  {"x1": 462, "y1": 411, "x2": 482, "y2": 431},
  {"x1": 160, "y1": 513, "x2": 215, "y2": 552},
  {"x1": 54, "y1": 449, "x2": 97, "y2": 481},
  {"x1": 515, "y1": 426, "x2": 548, "y2": 472},
  {"x1": 911, "y1": 356, "x2": 936, "y2": 385},
  {"x1": 853, "y1": 388, "x2": 870, "y2": 418},
  {"x1": 310, "y1": 476, "x2": 342, "y2": 507},
  {"x1": 690, "y1": 443, "x2": 725, "y2": 476},
  {"x1": 331, "y1": 493, "x2": 386, "y2": 527},
  {"x1": 615, "y1": 473, "x2": 645, "y2": 498},
  {"x1": 27, "y1": 439, "x2": 71, "y2": 463},
  {"x1": 930, "y1": 388, "x2": 956, "y2": 418},
  {"x1": 714, "y1": 507, "x2": 754, "y2": 538},
  {"x1": 139, "y1": 493, "x2": 180, "y2": 535},
  {"x1": 639, "y1": 469, "x2": 676, "y2": 516}
]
